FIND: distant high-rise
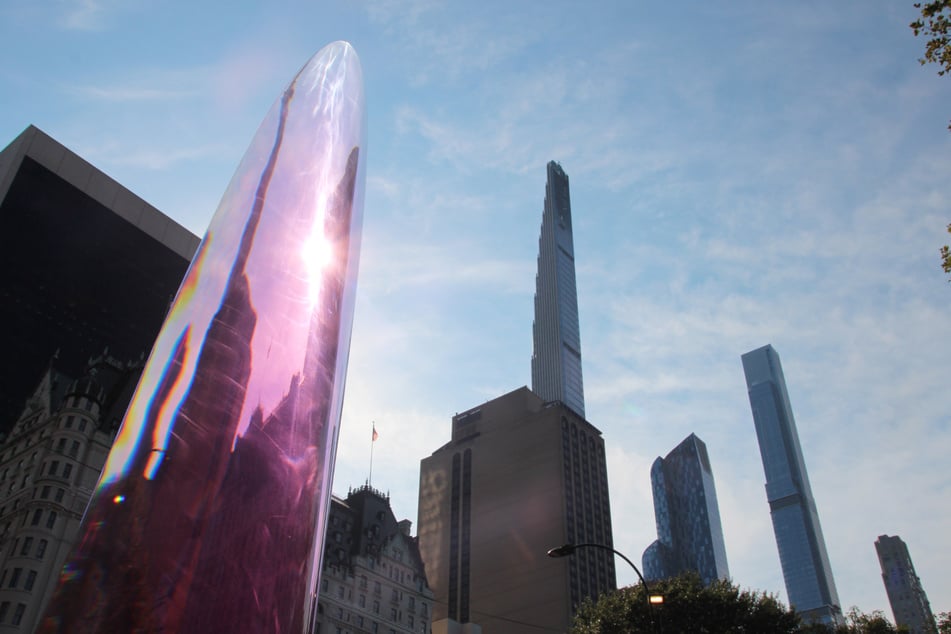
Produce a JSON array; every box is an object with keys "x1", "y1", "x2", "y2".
[
  {"x1": 741, "y1": 344, "x2": 842, "y2": 625},
  {"x1": 417, "y1": 387, "x2": 615, "y2": 633},
  {"x1": 531, "y1": 161, "x2": 585, "y2": 418},
  {"x1": 875, "y1": 535, "x2": 937, "y2": 634},
  {"x1": 642, "y1": 433, "x2": 730, "y2": 586}
]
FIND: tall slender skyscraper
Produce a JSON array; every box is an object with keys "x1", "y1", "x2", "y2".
[
  {"x1": 531, "y1": 161, "x2": 585, "y2": 418},
  {"x1": 742, "y1": 345, "x2": 841, "y2": 625},
  {"x1": 642, "y1": 433, "x2": 730, "y2": 586},
  {"x1": 875, "y1": 535, "x2": 937, "y2": 634}
]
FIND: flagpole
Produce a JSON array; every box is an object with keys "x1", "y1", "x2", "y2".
[{"x1": 369, "y1": 421, "x2": 375, "y2": 487}]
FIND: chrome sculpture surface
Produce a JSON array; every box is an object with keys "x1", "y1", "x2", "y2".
[{"x1": 39, "y1": 41, "x2": 366, "y2": 633}]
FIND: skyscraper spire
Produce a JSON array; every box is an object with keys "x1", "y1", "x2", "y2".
[{"x1": 531, "y1": 161, "x2": 585, "y2": 418}]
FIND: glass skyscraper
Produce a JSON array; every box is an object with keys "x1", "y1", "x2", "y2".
[
  {"x1": 531, "y1": 161, "x2": 585, "y2": 418},
  {"x1": 642, "y1": 433, "x2": 730, "y2": 586},
  {"x1": 742, "y1": 344, "x2": 842, "y2": 625}
]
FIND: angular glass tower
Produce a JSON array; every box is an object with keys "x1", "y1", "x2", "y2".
[
  {"x1": 742, "y1": 344, "x2": 842, "y2": 625},
  {"x1": 642, "y1": 433, "x2": 730, "y2": 586},
  {"x1": 875, "y1": 535, "x2": 937, "y2": 634},
  {"x1": 531, "y1": 161, "x2": 585, "y2": 418}
]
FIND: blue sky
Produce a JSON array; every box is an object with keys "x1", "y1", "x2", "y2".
[{"x1": 2, "y1": 0, "x2": 950, "y2": 620}]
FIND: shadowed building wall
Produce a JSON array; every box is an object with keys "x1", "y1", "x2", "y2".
[
  {"x1": 418, "y1": 388, "x2": 615, "y2": 634},
  {"x1": 0, "y1": 125, "x2": 198, "y2": 437}
]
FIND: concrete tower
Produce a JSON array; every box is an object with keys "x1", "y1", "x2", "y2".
[{"x1": 875, "y1": 535, "x2": 936, "y2": 634}]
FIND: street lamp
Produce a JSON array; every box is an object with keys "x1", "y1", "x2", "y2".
[{"x1": 547, "y1": 542, "x2": 660, "y2": 634}]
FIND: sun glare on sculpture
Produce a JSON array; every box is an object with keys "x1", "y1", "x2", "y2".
[{"x1": 303, "y1": 223, "x2": 333, "y2": 304}]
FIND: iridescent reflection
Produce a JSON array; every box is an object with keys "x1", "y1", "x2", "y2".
[{"x1": 38, "y1": 41, "x2": 365, "y2": 633}]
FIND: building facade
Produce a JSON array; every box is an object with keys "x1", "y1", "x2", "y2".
[
  {"x1": 313, "y1": 486, "x2": 434, "y2": 634},
  {"x1": 0, "y1": 353, "x2": 143, "y2": 632},
  {"x1": 0, "y1": 125, "x2": 198, "y2": 437},
  {"x1": 418, "y1": 388, "x2": 615, "y2": 634},
  {"x1": 875, "y1": 535, "x2": 936, "y2": 634},
  {"x1": 642, "y1": 433, "x2": 729, "y2": 586},
  {"x1": 741, "y1": 344, "x2": 842, "y2": 625},
  {"x1": 531, "y1": 161, "x2": 585, "y2": 418}
]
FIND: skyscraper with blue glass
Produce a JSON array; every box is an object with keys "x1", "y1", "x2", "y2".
[
  {"x1": 742, "y1": 344, "x2": 842, "y2": 625},
  {"x1": 642, "y1": 433, "x2": 730, "y2": 586},
  {"x1": 531, "y1": 161, "x2": 585, "y2": 418}
]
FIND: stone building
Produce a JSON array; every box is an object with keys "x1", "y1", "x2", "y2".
[{"x1": 314, "y1": 485, "x2": 434, "y2": 634}]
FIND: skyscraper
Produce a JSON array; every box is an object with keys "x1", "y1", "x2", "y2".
[
  {"x1": 642, "y1": 433, "x2": 730, "y2": 586},
  {"x1": 741, "y1": 344, "x2": 842, "y2": 625},
  {"x1": 875, "y1": 535, "x2": 937, "y2": 634},
  {"x1": 417, "y1": 387, "x2": 615, "y2": 634},
  {"x1": 0, "y1": 125, "x2": 198, "y2": 436},
  {"x1": 531, "y1": 161, "x2": 585, "y2": 418}
]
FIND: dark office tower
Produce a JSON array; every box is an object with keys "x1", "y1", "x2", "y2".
[
  {"x1": 875, "y1": 535, "x2": 937, "y2": 634},
  {"x1": 642, "y1": 433, "x2": 730, "y2": 586},
  {"x1": 418, "y1": 387, "x2": 615, "y2": 633},
  {"x1": 742, "y1": 344, "x2": 842, "y2": 626},
  {"x1": 0, "y1": 125, "x2": 199, "y2": 436},
  {"x1": 531, "y1": 161, "x2": 585, "y2": 418}
]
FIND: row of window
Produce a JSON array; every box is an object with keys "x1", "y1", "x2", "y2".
[
  {"x1": 9, "y1": 536, "x2": 49, "y2": 561},
  {"x1": 0, "y1": 601, "x2": 25, "y2": 626},
  {"x1": 0, "y1": 566, "x2": 38, "y2": 591}
]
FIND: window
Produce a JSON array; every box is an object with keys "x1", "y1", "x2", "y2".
[
  {"x1": 49, "y1": 461, "x2": 59, "y2": 476},
  {"x1": 359, "y1": 575, "x2": 367, "y2": 589},
  {"x1": 336, "y1": 585, "x2": 344, "y2": 599},
  {"x1": 70, "y1": 441, "x2": 80, "y2": 458},
  {"x1": 390, "y1": 607, "x2": 397, "y2": 620},
  {"x1": 0, "y1": 601, "x2": 7, "y2": 623},
  {"x1": 359, "y1": 595, "x2": 366, "y2": 608},
  {"x1": 65, "y1": 416, "x2": 74, "y2": 429},
  {"x1": 37, "y1": 540, "x2": 47, "y2": 559},
  {"x1": 373, "y1": 600, "x2": 379, "y2": 614},
  {"x1": 56, "y1": 439, "x2": 66, "y2": 453},
  {"x1": 11, "y1": 603, "x2": 24, "y2": 626},
  {"x1": 55, "y1": 489, "x2": 65, "y2": 503},
  {"x1": 9, "y1": 568, "x2": 20, "y2": 588},
  {"x1": 46, "y1": 511, "x2": 57, "y2": 529},
  {"x1": 31, "y1": 509, "x2": 41, "y2": 526},
  {"x1": 374, "y1": 581, "x2": 381, "y2": 595},
  {"x1": 408, "y1": 615, "x2": 414, "y2": 628},
  {"x1": 63, "y1": 464, "x2": 73, "y2": 478},
  {"x1": 41, "y1": 486, "x2": 50, "y2": 499},
  {"x1": 79, "y1": 420, "x2": 87, "y2": 432},
  {"x1": 19, "y1": 538, "x2": 32, "y2": 556},
  {"x1": 24, "y1": 570, "x2": 36, "y2": 591}
]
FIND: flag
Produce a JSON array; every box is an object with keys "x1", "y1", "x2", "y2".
[{"x1": 372, "y1": 423, "x2": 378, "y2": 442}]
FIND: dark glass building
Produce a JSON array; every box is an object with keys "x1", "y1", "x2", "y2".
[
  {"x1": 0, "y1": 125, "x2": 199, "y2": 436},
  {"x1": 642, "y1": 433, "x2": 729, "y2": 586},
  {"x1": 875, "y1": 535, "x2": 937, "y2": 634},
  {"x1": 531, "y1": 161, "x2": 585, "y2": 418},
  {"x1": 742, "y1": 344, "x2": 842, "y2": 625}
]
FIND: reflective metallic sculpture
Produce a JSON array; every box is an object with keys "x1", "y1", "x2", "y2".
[{"x1": 38, "y1": 41, "x2": 366, "y2": 633}]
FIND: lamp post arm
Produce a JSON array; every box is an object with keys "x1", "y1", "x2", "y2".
[{"x1": 567, "y1": 543, "x2": 657, "y2": 634}]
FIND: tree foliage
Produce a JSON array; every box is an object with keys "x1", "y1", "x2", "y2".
[
  {"x1": 910, "y1": 2, "x2": 951, "y2": 281},
  {"x1": 569, "y1": 573, "x2": 910, "y2": 634},
  {"x1": 570, "y1": 572, "x2": 800, "y2": 634},
  {"x1": 937, "y1": 611, "x2": 951, "y2": 634}
]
